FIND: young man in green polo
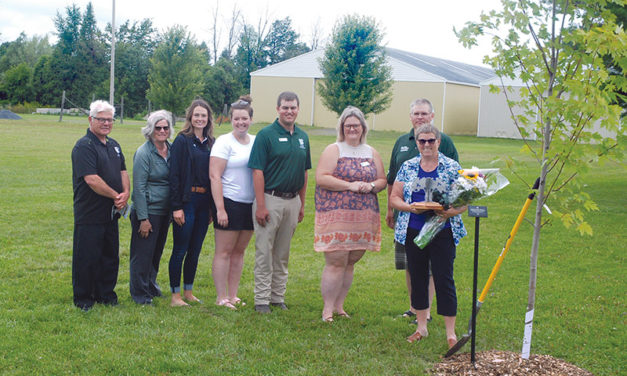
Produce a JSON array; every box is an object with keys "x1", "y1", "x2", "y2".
[{"x1": 248, "y1": 91, "x2": 312, "y2": 313}]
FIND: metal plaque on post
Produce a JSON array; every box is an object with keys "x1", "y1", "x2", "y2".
[{"x1": 468, "y1": 205, "x2": 488, "y2": 218}]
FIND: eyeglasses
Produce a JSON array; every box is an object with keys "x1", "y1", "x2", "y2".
[
  {"x1": 417, "y1": 138, "x2": 437, "y2": 145},
  {"x1": 154, "y1": 126, "x2": 169, "y2": 132},
  {"x1": 93, "y1": 117, "x2": 114, "y2": 123},
  {"x1": 231, "y1": 99, "x2": 249, "y2": 107},
  {"x1": 344, "y1": 124, "x2": 361, "y2": 130},
  {"x1": 412, "y1": 112, "x2": 431, "y2": 117}
]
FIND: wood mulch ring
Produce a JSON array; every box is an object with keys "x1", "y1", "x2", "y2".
[{"x1": 431, "y1": 350, "x2": 594, "y2": 376}]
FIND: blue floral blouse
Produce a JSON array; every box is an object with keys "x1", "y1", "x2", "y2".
[{"x1": 394, "y1": 152, "x2": 467, "y2": 246}]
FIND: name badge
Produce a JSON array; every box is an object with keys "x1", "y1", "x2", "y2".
[
  {"x1": 278, "y1": 137, "x2": 288, "y2": 142},
  {"x1": 360, "y1": 161, "x2": 370, "y2": 167}
]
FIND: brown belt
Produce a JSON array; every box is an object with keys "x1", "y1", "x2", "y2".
[
  {"x1": 191, "y1": 186, "x2": 207, "y2": 193},
  {"x1": 265, "y1": 189, "x2": 297, "y2": 199}
]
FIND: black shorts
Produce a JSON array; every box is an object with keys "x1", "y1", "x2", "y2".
[{"x1": 212, "y1": 197, "x2": 253, "y2": 231}]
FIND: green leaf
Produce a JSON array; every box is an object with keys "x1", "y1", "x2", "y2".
[{"x1": 576, "y1": 222, "x2": 594, "y2": 236}]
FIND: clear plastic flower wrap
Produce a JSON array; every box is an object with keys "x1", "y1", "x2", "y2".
[{"x1": 413, "y1": 168, "x2": 510, "y2": 249}]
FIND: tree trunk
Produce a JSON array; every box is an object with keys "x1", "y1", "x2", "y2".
[{"x1": 522, "y1": 113, "x2": 552, "y2": 359}]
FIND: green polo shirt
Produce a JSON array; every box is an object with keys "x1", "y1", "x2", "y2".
[
  {"x1": 386, "y1": 128, "x2": 459, "y2": 185},
  {"x1": 248, "y1": 119, "x2": 312, "y2": 193}
]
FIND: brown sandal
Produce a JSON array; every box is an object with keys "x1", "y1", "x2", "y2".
[
  {"x1": 447, "y1": 336, "x2": 458, "y2": 349},
  {"x1": 407, "y1": 329, "x2": 428, "y2": 343}
]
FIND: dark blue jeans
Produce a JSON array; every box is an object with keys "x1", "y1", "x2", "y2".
[{"x1": 169, "y1": 192, "x2": 210, "y2": 293}]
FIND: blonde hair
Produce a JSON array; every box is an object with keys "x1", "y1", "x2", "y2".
[{"x1": 336, "y1": 106, "x2": 368, "y2": 144}]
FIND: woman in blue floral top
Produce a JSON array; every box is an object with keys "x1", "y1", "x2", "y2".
[{"x1": 390, "y1": 124, "x2": 467, "y2": 349}]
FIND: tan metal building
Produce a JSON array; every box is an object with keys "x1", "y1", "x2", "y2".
[
  {"x1": 477, "y1": 75, "x2": 536, "y2": 139},
  {"x1": 478, "y1": 75, "x2": 616, "y2": 140},
  {"x1": 250, "y1": 48, "x2": 494, "y2": 135}
]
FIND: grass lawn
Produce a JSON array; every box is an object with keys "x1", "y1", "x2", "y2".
[{"x1": 0, "y1": 114, "x2": 624, "y2": 375}]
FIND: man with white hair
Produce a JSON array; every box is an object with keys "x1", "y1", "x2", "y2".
[{"x1": 71, "y1": 100, "x2": 130, "y2": 311}]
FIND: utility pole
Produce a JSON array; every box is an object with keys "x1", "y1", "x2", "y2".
[{"x1": 109, "y1": 0, "x2": 116, "y2": 106}]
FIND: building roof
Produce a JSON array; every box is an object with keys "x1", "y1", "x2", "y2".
[
  {"x1": 479, "y1": 73, "x2": 525, "y2": 86},
  {"x1": 251, "y1": 47, "x2": 495, "y2": 86}
]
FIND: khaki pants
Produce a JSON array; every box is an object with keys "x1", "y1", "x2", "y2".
[{"x1": 252, "y1": 194, "x2": 301, "y2": 305}]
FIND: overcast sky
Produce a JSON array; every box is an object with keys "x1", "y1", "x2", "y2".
[{"x1": 0, "y1": 0, "x2": 503, "y2": 66}]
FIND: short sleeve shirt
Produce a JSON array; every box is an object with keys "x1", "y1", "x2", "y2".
[
  {"x1": 211, "y1": 132, "x2": 256, "y2": 203},
  {"x1": 393, "y1": 153, "x2": 467, "y2": 246},
  {"x1": 72, "y1": 129, "x2": 126, "y2": 224},
  {"x1": 387, "y1": 128, "x2": 459, "y2": 185},
  {"x1": 248, "y1": 119, "x2": 312, "y2": 193}
]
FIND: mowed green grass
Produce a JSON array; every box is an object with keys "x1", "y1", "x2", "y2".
[{"x1": 0, "y1": 115, "x2": 624, "y2": 375}]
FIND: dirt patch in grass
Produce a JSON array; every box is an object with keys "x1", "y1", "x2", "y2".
[{"x1": 431, "y1": 350, "x2": 593, "y2": 376}]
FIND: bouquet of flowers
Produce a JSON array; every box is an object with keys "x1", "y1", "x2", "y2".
[{"x1": 413, "y1": 168, "x2": 510, "y2": 249}]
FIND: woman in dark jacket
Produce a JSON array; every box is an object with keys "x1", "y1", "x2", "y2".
[
  {"x1": 129, "y1": 110, "x2": 173, "y2": 305},
  {"x1": 168, "y1": 99, "x2": 215, "y2": 307}
]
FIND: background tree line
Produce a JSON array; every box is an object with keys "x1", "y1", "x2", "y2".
[{"x1": 0, "y1": 2, "x2": 311, "y2": 118}]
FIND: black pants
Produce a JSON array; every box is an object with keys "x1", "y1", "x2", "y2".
[
  {"x1": 405, "y1": 227, "x2": 457, "y2": 317},
  {"x1": 129, "y1": 212, "x2": 170, "y2": 304},
  {"x1": 72, "y1": 221, "x2": 120, "y2": 309}
]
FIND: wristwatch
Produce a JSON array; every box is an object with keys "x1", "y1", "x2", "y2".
[{"x1": 370, "y1": 182, "x2": 376, "y2": 191}]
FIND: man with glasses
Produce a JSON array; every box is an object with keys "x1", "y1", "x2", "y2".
[
  {"x1": 71, "y1": 100, "x2": 130, "y2": 311},
  {"x1": 248, "y1": 91, "x2": 311, "y2": 313},
  {"x1": 386, "y1": 98, "x2": 459, "y2": 322}
]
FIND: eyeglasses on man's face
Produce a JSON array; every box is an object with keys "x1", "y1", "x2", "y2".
[
  {"x1": 412, "y1": 112, "x2": 431, "y2": 117},
  {"x1": 93, "y1": 117, "x2": 114, "y2": 124}
]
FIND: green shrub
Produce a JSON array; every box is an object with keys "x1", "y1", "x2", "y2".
[{"x1": 9, "y1": 101, "x2": 42, "y2": 114}]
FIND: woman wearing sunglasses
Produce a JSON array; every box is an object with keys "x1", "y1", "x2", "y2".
[
  {"x1": 129, "y1": 110, "x2": 173, "y2": 305},
  {"x1": 389, "y1": 124, "x2": 467, "y2": 349}
]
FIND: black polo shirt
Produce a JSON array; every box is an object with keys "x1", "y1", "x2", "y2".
[{"x1": 72, "y1": 128, "x2": 126, "y2": 224}]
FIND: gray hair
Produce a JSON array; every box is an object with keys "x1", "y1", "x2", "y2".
[
  {"x1": 142, "y1": 110, "x2": 173, "y2": 140},
  {"x1": 276, "y1": 91, "x2": 300, "y2": 107},
  {"x1": 89, "y1": 100, "x2": 115, "y2": 117},
  {"x1": 414, "y1": 124, "x2": 440, "y2": 140},
  {"x1": 336, "y1": 106, "x2": 369, "y2": 144},
  {"x1": 409, "y1": 98, "x2": 434, "y2": 115}
]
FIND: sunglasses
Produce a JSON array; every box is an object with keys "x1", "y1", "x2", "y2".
[
  {"x1": 417, "y1": 138, "x2": 437, "y2": 145},
  {"x1": 155, "y1": 126, "x2": 169, "y2": 131},
  {"x1": 231, "y1": 99, "x2": 249, "y2": 107}
]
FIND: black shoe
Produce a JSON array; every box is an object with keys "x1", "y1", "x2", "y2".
[
  {"x1": 255, "y1": 304, "x2": 271, "y2": 314},
  {"x1": 410, "y1": 316, "x2": 432, "y2": 325},
  {"x1": 77, "y1": 304, "x2": 93, "y2": 312},
  {"x1": 270, "y1": 302, "x2": 288, "y2": 310},
  {"x1": 403, "y1": 310, "x2": 416, "y2": 318}
]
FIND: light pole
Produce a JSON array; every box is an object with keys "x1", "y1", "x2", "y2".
[{"x1": 109, "y1": 0, "x2": 116, "y2": 106}]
